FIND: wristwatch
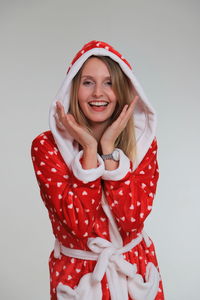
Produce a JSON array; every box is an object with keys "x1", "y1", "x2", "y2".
[{"x1": 101, "y1": 149, "x2": 120, "y2": 162}]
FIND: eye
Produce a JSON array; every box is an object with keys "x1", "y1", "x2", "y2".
[
  {"x1": 83, "y1": 80, "x2": 93, "y2": 86},
  {"x1": 105, "y1": 81, "x2": 112, "y2": 86}
]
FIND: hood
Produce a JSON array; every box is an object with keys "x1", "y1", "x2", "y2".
[{"x1": 49, "y1": 40, "x2": 157, "y2": 171}]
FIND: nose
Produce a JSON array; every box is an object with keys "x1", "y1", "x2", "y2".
[{"x1": 92, "y1": 83, "x2": 104, "y2": 98}]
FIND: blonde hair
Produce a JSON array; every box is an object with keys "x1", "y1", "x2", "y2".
[{"x1": 69, "y1": 55, "x2": 137, "y2": 162}]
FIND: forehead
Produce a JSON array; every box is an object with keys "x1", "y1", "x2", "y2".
[{"x1": 81, "y1": 57, "x2": 110, "y2": 76}]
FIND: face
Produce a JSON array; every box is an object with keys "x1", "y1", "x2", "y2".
[{"x1": 77, "y1": 57, "x2": 117, "y2": 126}]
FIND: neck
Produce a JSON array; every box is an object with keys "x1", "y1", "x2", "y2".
[
  {"x1": 90, "y1": 121, "x2": 110, "y2": 154},
  {"x1": 91, "y1": 123, "x2": 107, "y2": 141},
  {"x1": 78, "y1": 121, "x2": 110, "y2": 154}
]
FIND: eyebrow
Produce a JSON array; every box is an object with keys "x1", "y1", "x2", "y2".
[{"x1": 81, "y1": 75, "x2": 111, "y2": 80}]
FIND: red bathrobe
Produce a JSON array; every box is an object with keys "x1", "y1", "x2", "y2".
[{"x1": 31, "y1": 130, "x2": 165, "y2": 299}]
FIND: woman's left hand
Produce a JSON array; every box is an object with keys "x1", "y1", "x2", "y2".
[{"x1": 100, "y1": 95, "x2": 139, "y2": 150}]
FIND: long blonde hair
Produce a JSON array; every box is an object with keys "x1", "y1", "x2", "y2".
[{"x1": 69, "y1": 55, "x2": 137, "y2": 162}]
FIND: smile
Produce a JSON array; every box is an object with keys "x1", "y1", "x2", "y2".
[{"x1": 88, "y1": 101, "x2": 109, "y2": 107}]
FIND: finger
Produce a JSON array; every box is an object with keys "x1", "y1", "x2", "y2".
[
  {"x1": 132, "y1": 94, "x2": 139, "y2": 106},
  {"x1": 118, "y1": 104, "x2": 129, "y2": 120},
  {"x1": 57, "y1": 102, "x2": 66, "y2": 122},
  {"x1": 65, "y1": 115, "x2": 76, "y2": 129},
  {"x1": 56, "y1": 100, "x2": 60, "y2": 107},
  {"x1": 124, "y1": 95, "x2": 139, "y2": 118},
  {"x1": 115, "y1": 97, "x2": 138, "y2": 129},
  {"x1": 56, "y1": 101, "x2": 63, "y2": 119},
  {"x1": 55, "y1": 102, "x2": 81, "y2": 139},
  {"x1": 114, "y1": 95, "x2": 138, "y2": 125},
  {"x1": 66, "y1": 113, "x2": 76, "y2": 123},
  {"x1": 56, "y1": 100, "x2": 63, "y2": 112},
  {"x1": 66, "y1": 114, "x2": 81, "y2": 128},
  {"x1": 110, "y1": 104, "x2": 127, "y2": 127},
  {"x1": 118, "y1": 102, "x2": 134, "y2": 121},
  {"x1": 132, "y1": 95, "x2": 139, "y2": 108},
  {"x1": 128, "y1": 95, "x2": 139, "y2": 110},
  {"x1": 121, "y1": 96, "x2": 138, "y2": 117},
  {"x1": 56, "y1": 104, "x2": 79, "y2": 134},
  {"x1": 56, "y1": 102, "x2": 73, "y2": 132},
  {"x1": 55, "y1": 102, "x2": 64, "y2": 127},
  {"x1": 65, "y1": 114, "x2": 85, "y2": 137}
]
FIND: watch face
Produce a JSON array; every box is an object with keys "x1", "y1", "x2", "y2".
[{"x1": 112, "y1": 150, "x2": 120, "y2": 161}]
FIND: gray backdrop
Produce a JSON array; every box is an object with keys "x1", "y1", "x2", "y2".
[{"x1": 1, "y1": 0, "x2": 199, "y2": 299}]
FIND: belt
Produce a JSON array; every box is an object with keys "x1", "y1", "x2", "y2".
[{"x1": 54, "y1": 190, "x2": 160, "y2": 300}]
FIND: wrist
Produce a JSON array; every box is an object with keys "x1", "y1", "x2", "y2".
[
  {"x1": 83, "y1": 143, "x2": 97, "y2": 152},
  {"x1": 101, "y1": 143, "x2": 115, "y2": 155},
  {"x1": 82, "y1": 147, "x2": 98, "y2": 169}
]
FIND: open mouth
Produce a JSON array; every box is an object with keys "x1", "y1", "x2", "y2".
[{"x1": 88, "y1": 101, "x2": 109, "y2": 107}]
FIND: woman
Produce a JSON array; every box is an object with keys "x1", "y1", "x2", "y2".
[{"x1": 31, "y1": 40, "x2": 164, "y2": 299}]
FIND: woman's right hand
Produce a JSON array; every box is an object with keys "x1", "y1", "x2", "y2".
[{"x1": 55, "y1": 101, "x2": 98, "y2": 150}]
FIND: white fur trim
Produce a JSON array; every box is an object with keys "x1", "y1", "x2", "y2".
[
  {"x1": 56, "y1": 273, "x2": 102, "y2": 299},
  {"x1": 71, "y1": 150, "x2": 105, "y2": 183},
  {"x1": 101, "y1": 149, "x2": 130, "y2": 181}
]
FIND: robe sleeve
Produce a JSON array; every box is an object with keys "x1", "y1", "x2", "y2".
[
  {"x1": 102, "y1": 138, "x2": 159, "y2": 233},
  {"x1": 31, "y1": 133, "x2": 104, "y2": 238}
]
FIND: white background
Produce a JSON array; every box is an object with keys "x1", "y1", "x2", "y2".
[{"x1": 1, "y1": 0, "x2": 200, "y2": 299}]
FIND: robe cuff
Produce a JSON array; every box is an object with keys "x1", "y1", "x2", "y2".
[
  {"x1": 102, "y1": 149, "x2": 131, "y2": 181},
  {"x1": 71, "y1": 150, "x2": 105, "y2": 183}
]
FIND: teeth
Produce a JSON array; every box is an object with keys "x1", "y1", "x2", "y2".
[{"x1": 89, "y1": 101, "x2": 108, "y2": 107}]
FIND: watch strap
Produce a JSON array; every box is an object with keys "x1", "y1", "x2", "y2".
[
  {"x1": 101, "y1": 149, "x2": 120, "y2": 161},
  {"x1": 101, "y1": 153, "x2": 114, "y2": 160}
]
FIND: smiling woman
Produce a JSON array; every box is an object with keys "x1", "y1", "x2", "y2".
[
  {"x1": 31, "y1": 40, "x2": 165, "y2": 300},
  {"x1": 69, "y1": 54, "x2": 138, "y2": 160},
  {"x1": 78, "y1": 57, "x2": 118, "y2": 125}
]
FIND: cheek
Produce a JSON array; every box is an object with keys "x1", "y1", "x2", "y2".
[
  {"x1": 108, "y1": 89, "x2": 117, "y2": 101},
  {"x1": 78, "y1": 86, "x2": 89, "y2": 102},
  {"x1": 110, "y1": 93, "x2": 117, "y2": 105}
]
